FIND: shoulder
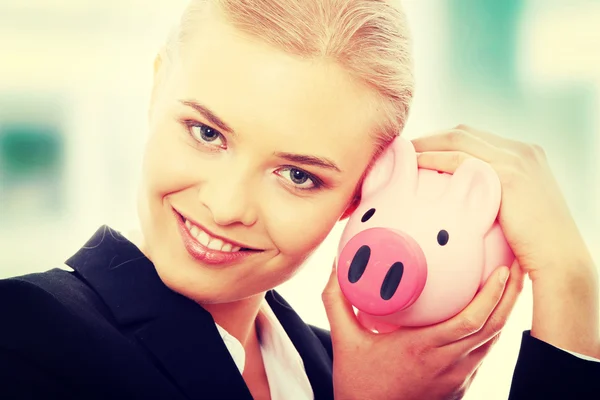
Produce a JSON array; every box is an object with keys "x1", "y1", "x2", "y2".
[
  {"x1": 0, "y1": 268, "x2": 115, "y2": 350},
  {"x1": 0, "y1": 268, "x2": 111, "y2": 320},
  {"x1": 0, "y1": 269, "x2": 149, "y2": 397}
]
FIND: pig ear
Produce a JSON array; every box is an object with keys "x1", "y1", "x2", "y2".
[
  {"x1": 446, "y1": 158, "x2": 501, "y2": 232},
  {"x1": 361, "y1": 136, "x2": 418, "y2": 199}
]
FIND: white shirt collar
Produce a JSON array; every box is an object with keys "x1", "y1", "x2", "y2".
[{"x1": 214, "y1": 298, "x2": 314, "y2": 400}]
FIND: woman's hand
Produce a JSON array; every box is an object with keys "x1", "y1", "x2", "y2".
[
  {"x1": 411, "y1": 125, "x2": 594, "y2": 281},
  {"x1": 322, "y1": 259, "x2": 524, "y2": 400},
  {"x1": 412, "y1": 124, "x2": 599, "y2": 357}
]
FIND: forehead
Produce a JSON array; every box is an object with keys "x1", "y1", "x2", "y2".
[{"x1": 168, "y1": 14, "x2": 381, "y2": 171}]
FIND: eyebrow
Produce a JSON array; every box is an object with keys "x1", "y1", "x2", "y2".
[
  {"x1": 180, "y1": 100, "x2": 235, "y2": 134},
  {"x1": 275, "y1": 152, "x2": 341, "y2": 172},
  {"x1": 180, "y1": 99, "x2": 340, "y2": 172}
]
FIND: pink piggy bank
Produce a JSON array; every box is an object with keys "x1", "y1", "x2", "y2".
[{"x1": 336, "y1": 136, "x2": 514, "y2": 332}]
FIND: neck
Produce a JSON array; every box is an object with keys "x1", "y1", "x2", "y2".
[{"x1": 202, "y1": 293, "x2": 266, "y2": 348}]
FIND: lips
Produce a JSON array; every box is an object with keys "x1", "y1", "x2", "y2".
[
  {"x1": 184, "y1": 219, "x2": 243, "y2": 253},
  {"x1": 173, "y1": 208, "x2": 262, "y2": 265}
]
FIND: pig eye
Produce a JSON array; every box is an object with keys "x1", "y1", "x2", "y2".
[
  {"x1": 437, "y1": 230, "x2": 449, "y2": 246},
  {"x1": 361, "y1": 208, "x2": 376, "y2": 222}
]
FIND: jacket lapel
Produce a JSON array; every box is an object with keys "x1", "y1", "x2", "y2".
[
  {"x1": 267, "y1": 290, "x2": 334, "y2": 400},
  {"x1": 66, "y1": 226, "x2": 253, "y2": 400},
  {"x1": 67, "y1": 226, "x2": 334, "y2": 400},
  {"x1": 133, "y1": 310, "x2": 253, "y2": 400}
]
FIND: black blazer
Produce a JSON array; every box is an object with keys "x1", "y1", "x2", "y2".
[
  {"x1": 508, "y1": 331, "x2": 600, "y2": 399},
  {"x1": 0, "y1": 226, "x2": 333, "y2": 399},
  {"x1": 1, "y1": 225, "x2": 599, "y2": 399}
]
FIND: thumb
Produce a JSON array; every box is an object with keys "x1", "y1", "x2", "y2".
[{"x1": 322, "y1": 259, "x2": 363, "y2": 339}]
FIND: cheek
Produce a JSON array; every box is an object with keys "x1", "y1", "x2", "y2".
[
  {"x1": 142, "y1": 117, "x2": 200, "y2": 197},
  {"x1": 265, "y1": 195, "x2": 349, "y2": 258}
]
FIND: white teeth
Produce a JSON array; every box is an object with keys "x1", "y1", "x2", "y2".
[
  {"x1": 197, "y1": 230, "x2": 211, "y2": 247},
  {"x1": 208, "y1": 238, "x2": 224, "y2": 250},
  {"x1": 184, "y1": 219, "x2": 244, "y2": 252}
]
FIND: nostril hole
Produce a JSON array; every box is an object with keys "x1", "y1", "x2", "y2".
[
  {"x1": 380, "y1": 262, "x2": 404, "y2": 300},
  {"x1": 348, "y1": 245, "x2": 370, "y2": 283},
  {"x1": 361, "y1": 208, "x2": 376, "y2": 223}
]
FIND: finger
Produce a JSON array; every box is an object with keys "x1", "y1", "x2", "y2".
[
  {"x1": 411, "y1": 129, "x2": 500, "y2": 161},
  {"x1": 455, "y1": 124, "x2": 530, "y2": 152},
  {"x1": 452, "y1": 259, "x2": 525, "y2": 353},
  {"x1": 416, "y1": 124, "x2": 520, "y2": 151},
  {"x1": 467, "y1": 332, "x2": 501, "y2": 364},
  {"x1": 429, "y1": 265, "x2": 510, "y2": 346},
  {"x1": 416, "y1": 151, "x2": 474, "y2": 174},
  {"x1": 434, "y1": 334, "x2": 498, "y2": 400},
  {"x1": 322, "y1": 260, "x2": 366, "y2": 341},
  {"x1": 460, "y1": 333, "x2": 501, "y2": 384}
]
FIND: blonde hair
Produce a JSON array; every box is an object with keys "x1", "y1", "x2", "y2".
[{"x1": 168, "y1": 0, "x2": 414, "y2": 155}]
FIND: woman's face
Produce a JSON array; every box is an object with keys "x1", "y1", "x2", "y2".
[{"x1": 138, "y1": 12, "x2": 382, "y2": 304}]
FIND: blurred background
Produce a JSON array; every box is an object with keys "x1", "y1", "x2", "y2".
[{"x1": 0, "y1": 0, "x2": 598, "y2": 398}]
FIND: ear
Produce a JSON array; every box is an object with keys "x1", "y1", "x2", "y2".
[
  {"x1": 149, "y1": 48, "x2": 169, "y2": 121},
  {"x1": 446, "y1": 158, "x2": 501, "y2": 232},
  {"x1": 339, "y1": 194, "x2": 361, "y2": 221},
  {"x1": 361, "y1": 136, "x2": 418, "y2": 200}
]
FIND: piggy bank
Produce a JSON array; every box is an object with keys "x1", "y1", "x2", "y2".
[{"x1": 336, "y1": 136, "x2": 514, "y2": 332}]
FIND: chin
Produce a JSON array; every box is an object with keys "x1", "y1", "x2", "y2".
[
  {"x1": 153, "y1": 258, "x2": 268, "y2": 305},
  {"x1": 193, "y1": 292, "x2": 265, "y2": 306}
]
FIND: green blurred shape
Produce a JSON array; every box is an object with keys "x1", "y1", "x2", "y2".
[
  {"x1": 445, "y1": 0, "x2": 524, "y2": 95},
  {"x1": 0, "y1": 122, "x2": 63, "y2": 179},
  {"x1": 0, "y1": 121, "x2": 65, "y2": 222}
]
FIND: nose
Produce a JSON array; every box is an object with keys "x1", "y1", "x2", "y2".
[
  {"x1": 337, "y1": 227, "x2": 428, "y2": 316},
  {"x1": 198, "y1": 169, "x2": 258, "y2": 227}
]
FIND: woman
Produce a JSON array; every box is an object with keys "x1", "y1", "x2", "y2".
[{"x1": 0, "y1": 1, "x2": 596, "y2": 399}]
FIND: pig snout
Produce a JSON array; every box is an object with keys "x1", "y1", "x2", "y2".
[{"x1": 337, "y1": 228, "x2": 428, "y2": 316}]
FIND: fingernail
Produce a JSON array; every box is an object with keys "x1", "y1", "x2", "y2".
[{"x1": 499, "y1": 267, "x2": 510, "y2": 284}]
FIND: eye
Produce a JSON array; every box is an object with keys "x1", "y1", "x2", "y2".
[
  {"x1": 361, "y1": 208, "x2": 375, "y2": 222},
  {"x1": 277, "y1": 167, "x2": 320, "y2": 190},
  {"x1": 186, "y1": 121, "x2": 225, "y2": 147},
  {"x1": 437, "y1": 229, "x2": 449, "y2": 246}
]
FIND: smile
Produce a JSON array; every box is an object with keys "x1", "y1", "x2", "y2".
[
  {"x1": 173, "y1": 208, "x2": 261, "y2": 265},
  {"x1": 184, "y1": 219, "x2": 242, "y2": 253}
]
